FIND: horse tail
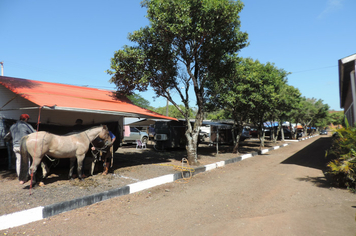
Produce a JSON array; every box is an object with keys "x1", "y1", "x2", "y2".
[{"x1": 19, "y1": 136, "x2": 30, "y2": 181}]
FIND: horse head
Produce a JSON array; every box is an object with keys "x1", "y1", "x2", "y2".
[{"x1": 98, "y1": 125, "x2": 111, "y2": 142}]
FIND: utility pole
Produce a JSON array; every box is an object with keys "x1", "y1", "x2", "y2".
[
  {"x1": 0, "y1": 62, "x2": 3, "y2": 76},
  {"x1": 166, "y1": 89, "x2": 169, "y2": 116}
]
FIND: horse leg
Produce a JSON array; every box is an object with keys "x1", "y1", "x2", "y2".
[
  {"x1": 76, "y1": 155, "x2": 86, "y2": 180},
  {"x1": 29, "y1": 156, "x2": 42, "y2": 186},
  {"x1": 69, "y1": 157, "x2": 76, "y2": 179},
  {"x1": 91, "y1": 158, "x2": 96, "y2": 176},
  {"x1": 41, "y1": 161, "x2": 49, "y2": 179},
  {"x1": 36, "y1": 161, "x2": 49, "y2": 187}
]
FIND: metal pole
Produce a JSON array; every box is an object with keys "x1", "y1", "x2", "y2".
[
  {"x1": 0, "y1": 62, "x2": 3, "y2": 76},
  {"x1": 166, "y1": 89, "x2": 169, "y2": 116},
  {"x1": 216, "y1": 127, "x2": 219, "y2": 155}
]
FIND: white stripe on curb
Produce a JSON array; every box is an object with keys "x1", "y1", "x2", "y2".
[
  {"x1": 128, "y1": 174, "x2": 175, "y2": 193},
  {"x1": 0, "y1": 206, "x2": 44, "y2": 231},
  {"x1": 260, "y1": 149, "x2": 269, "y2": 154},
  {"x1": 241, "y1": 153, "x2": 253, "y2": 160},
  {"x1": 205, "y1": 161, "x2": 225, "y2": 171}
]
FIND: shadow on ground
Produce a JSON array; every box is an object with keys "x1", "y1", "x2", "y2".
[{"x1": 281, "y1": 136, "x2": 340, "y2": 189}]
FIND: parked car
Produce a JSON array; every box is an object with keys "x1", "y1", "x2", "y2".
[
  {"x1": 123, "y1": 126, "x2": 149, "y2": 144},
  {"x1": 199, "y1": 131, "x2": 209, "y2": 142},
  {"x1": 279, "y1": 128, "x2": 292, "y2": 139},
  {"x1": 240, "y1": 128, "x2": 251, "y2": 142},
  {"x1": 199, "y1": 125, "x2": 211, "y2": 142},
  {"x1": 320, "y1": 130, "x2": 328, "y2": 135},
  {"x1": 249, "y1": 128, "x2": 258, "y2": 138}
]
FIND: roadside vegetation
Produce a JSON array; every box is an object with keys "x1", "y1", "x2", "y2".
[{"x1": 326, "y1": 120, "x2": 356, "y2": 192}]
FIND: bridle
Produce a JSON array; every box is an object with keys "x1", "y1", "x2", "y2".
[{"x1": 84, "y1": 128, "x2": 110, "y2": 161}]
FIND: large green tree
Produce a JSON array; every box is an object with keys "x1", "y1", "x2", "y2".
[
  {"x1": 107, "y1": 0, "x2": 248, "y2": 164},
  {"x1": 207, "y1": 58, "x2": 292, "y2": 149},
  {"x1": 206, "y1": 57, "x2": 253, "y2": 152},
  {"x1": 297, "y1": 97, "x2": 329, "y2": 135},
  {"x1": 270, "y1": 84, "x2": 301, "y2": 142}
]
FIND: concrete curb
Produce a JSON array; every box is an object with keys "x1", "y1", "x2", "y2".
[{"x1": 0, "y1": 135, "x2": 318, "y2": 230}]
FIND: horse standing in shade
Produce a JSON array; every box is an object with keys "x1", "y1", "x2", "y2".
[{"x1": 19, "y1": 125, "x2": 111, "y2": 184}]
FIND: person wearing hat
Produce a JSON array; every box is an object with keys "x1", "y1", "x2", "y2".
[{"x1": 9, "y1": 114, "x2": 35, "y2": 184}]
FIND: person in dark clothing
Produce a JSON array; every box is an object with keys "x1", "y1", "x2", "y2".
[
  {"x1": 91, "y1": 131, "x2": 116, "y2": 175},
  {"x1": 9, "y1": 114, "x2": 35, "y2": 184}
]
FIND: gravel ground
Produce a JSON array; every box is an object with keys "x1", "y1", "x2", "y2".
[{"x1": 0, "y1": 139, "x2": 287, "y2": 216}]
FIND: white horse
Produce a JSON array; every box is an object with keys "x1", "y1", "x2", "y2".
[{"x1": 19, "y1": 125, "x2": 110, "y2": 183}]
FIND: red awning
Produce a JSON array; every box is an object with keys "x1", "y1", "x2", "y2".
[{"x1": 0, "y1": 76, "x2": 176, "y2": 121}]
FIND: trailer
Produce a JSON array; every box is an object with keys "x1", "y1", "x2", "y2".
[{"x1": 154, "y1": 120, "x2": 186, "y2": 150}]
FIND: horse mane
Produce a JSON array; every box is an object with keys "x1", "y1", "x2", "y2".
[
  {"x1": 62, "y1": 125, "x2": 107, "y2": 136},
  {"x1": 85, "y1": 125, "x2": 107, "y2": 131}
]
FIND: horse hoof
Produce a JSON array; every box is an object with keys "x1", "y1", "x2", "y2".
[
  {"x1": 19, "y1": 181, "x2": 25, "y2": 185},
  {"x1": 39, "y1": 182, "x2": 45, "y2": 187}
]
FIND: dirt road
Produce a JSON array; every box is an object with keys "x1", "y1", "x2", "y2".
[{"x1": 1, "y1": 136, "x2": 356, "y2": 235}]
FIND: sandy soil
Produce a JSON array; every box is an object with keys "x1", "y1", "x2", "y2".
[{"x1": 2, "y1": 135, "x2": 355, "y2": 235}]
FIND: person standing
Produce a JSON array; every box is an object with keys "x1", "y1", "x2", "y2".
[
  {"x1": 9, "y1": 114, "x2": 35, "y2": 184},
  {"x1": 91, "y1": 130, "x2": 116, "y2": 175},
  {"x1": 103, "y1": 131, "x2": 116, "y2": 175}
]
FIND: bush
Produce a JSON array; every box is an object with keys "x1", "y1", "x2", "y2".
[{"x1": 326, "y1": 124, "x2": 356, "y2": 191}]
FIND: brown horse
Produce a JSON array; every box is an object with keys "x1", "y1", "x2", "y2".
[{"x1": 19, "y1": 125, "x2": 110, "y2": 183}]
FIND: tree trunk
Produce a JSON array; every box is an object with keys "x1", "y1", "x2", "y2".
[
  {"x1": 184, "y1": 114, "x2": 203, "y2": 165},
  {"x1": 259, "y1": 129, "x2": 265, "y2": 148},
  {"x1": 185, "y1": 133, "x2": 199, "y2": 165},
  {"x1": 275, "y1": 121, "x2": 282, "y2": 142},
  {"x1": 260, "y1": 131, "x2": 265, "y2": 148},
  {"x1": 232, "y1": 133, "x2": 241, "y2": 153},
  {"x1": 280, "y1": 123, "x2": 285, "y2": 141}
]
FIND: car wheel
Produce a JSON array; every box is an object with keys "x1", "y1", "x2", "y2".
[{"x1": 141, "y1": 136, "x2": 148, "y2": 144}]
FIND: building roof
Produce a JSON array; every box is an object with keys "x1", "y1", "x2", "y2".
[
  {"x1": 338, "y1": 53, "x2": 356, "y2": 108},
  {"x1": 0, "y1": 76, "x2": 176, "y2": 121}
]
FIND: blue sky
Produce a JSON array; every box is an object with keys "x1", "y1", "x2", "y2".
[{"x1": 1, "y1": 0, "x2": 354, "y2": 111}]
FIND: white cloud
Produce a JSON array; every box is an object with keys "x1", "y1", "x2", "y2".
[{"x1": 318, "y1": 0, "x2": 344, "y2": 19}]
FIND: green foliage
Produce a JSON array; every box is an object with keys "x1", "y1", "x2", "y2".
[
  {"x1": 153, "y1": 105, "x2": 195, "y2": 119},
  {"x1": 329, "y1": 111, "x2": 344, "y2": 126},
  {"x1": 295, "y1": 97, "x2": 329, "y2": 132},
  {"x1": 127, "y1": 93, "x2": 151, "y2": 109},
  {"x1": 206, "y1": 57, "x2": 292, "y2": 124},
  {"x1": 327, "y1": 125, "x2": 356, "y2": 190},
  {"x1": 206, "y1": 57, "x2": 297, "y2": 147},
  {"x1": 206, "y1": 109, "x2": 232, "y2": 120}
]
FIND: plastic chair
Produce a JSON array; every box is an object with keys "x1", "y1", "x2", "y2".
[{"x1": 136, "y1": 139, "x2": 146, "y2": 149}]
